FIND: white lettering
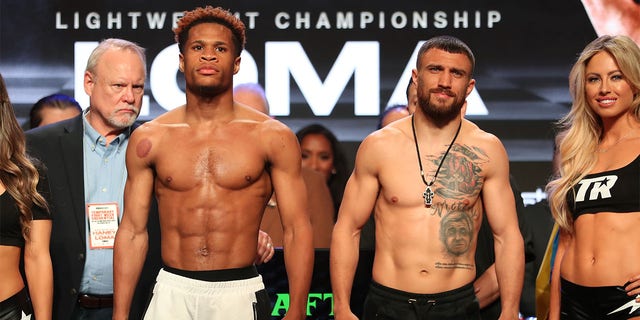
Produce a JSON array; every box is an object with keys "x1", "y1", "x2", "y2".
[
  {"x1": 488, "y1": 11, "x2": 501, "y2": 28},
  {"x1": 589, "y1": 176, "x2": 617, "y2": 200},
  {"x1": 390, "y1": 12, "x2": 407, "y2": 29},
  {"x1": 107, "y1": 12, "x2": 122, "y2": 29},
  {"x1": 147, "y1": 12, "x2": 166, "y2": 29},
  {"x1": 296, "y1": 12, "x2": 311, "y2": 29},
  {"x1": 453, "y1": 11, "x2": 467, "y2": 28},
  {"x1": 574, "y1": 176, "x2": 618, "y2": 201},
  {"x1": 413, "y1": 11, "x2": 428, "y2": 28},
  {"x1": 128, "y1": 12, "x2": 141, "y2": 29},
  {"x1": 433, "y1": 11, "x2": 447, "y2": 28},
  {"x1": 55, "y1": 10, "x2": 502, "y2": 31},
  {"x1": 336, "y1": 12, "x2": 353, "y2": 29},
  {"x1": 275, "y1": 12, "x2": 289, "y2": 29},
  {"x1": 360, "y1": 12, "x2": 374, "y2": 29},
  {"x1": 265, "y1": 41, "x2": 379, "y2": 116},
  {"x1": 316, "y1": 12, "x2": 331, "y2": 29},
  {"x1": 56, "y1": 12, "x2": 68, "y2": 29},
  {"x1": 171, "y1": 12, "x2": 183, "y2": 29},
  {"x1": 73, "y1": 39, "x2": 486, "y2": 117},
  {"x1": 244, "y1": 12, "x2": 260, "y2": 29},
  {"x1": 87, "y1": 12, "x2": 100, "y2": 29}
]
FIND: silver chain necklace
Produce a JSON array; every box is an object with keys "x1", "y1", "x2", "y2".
[{"x1": 411, "y1": 114, "x2": 462, "y2": 207}]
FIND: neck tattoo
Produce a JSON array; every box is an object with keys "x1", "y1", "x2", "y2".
[{"x1": 411, "y1": 114, "x2": 462, "y2": 207}]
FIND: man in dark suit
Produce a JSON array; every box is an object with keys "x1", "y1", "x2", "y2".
[{"x1": 25, "y1": 38, "x2": 159, "y2": 320}]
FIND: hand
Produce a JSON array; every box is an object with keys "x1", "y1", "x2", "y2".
[
  {"x1": 254, "y1": 230, "x2": 275, "y2": 265},
  {"x1": 473, "y1": 264, "x2": 500, "y2": 309},
  {"x1": 624, "y1": 274, "x2": 640, "y2": 302}
]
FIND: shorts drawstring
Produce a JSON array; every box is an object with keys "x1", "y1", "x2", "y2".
[{"x1": 408, "y1": 298, "x2": 436, "y2": 320}]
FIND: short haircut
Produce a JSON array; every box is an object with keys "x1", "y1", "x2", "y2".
[
  {"x1": 29, "y1": 94, "x2": 82, "y2": 129},
  {"x1": 173, "y1": 6, "x2": 246, "y2": 57},
  {"x1": 85, "y1": 38, "x2": 147, "y2": 78},
  {"x1": 417, "y1": 35, "x2": 475, "y2": 76}
]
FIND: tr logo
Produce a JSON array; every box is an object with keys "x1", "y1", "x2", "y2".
[{"x1": 574, "y1": 175, "x2": 618, "y2": 202}]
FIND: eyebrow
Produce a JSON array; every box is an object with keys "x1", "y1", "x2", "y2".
[
  {"x1": 426, "y1": 63, "x2": 469, "y2": 76},
  {"x1": 586, "y1": 70, "x2": 622, "y2": 77},
  {"x1": 189, "y1": 39, "x2": 229, "y2": 47}
]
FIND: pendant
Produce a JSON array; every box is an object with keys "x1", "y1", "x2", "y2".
[{"x1": 423, "y1": 186, "x2": 434, "y2": 207}]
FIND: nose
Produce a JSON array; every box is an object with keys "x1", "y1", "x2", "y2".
[
  {"x1": 600, "y1": 79, "x2": 611, "y2": 94},
  {"x1": 309, "y1": 156, "x2": 319, "y2": 171},
  {"x1": 200, "y1": 48, "x2": 217, "y2": 62},
  {"x1": 122, "y1": 85, "x2": 135, "y2": 103},
  {"x1": 438, "y1": 72, "x2": 452, "y2": 89}
]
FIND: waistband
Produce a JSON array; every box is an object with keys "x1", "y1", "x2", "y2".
[
  {"x1": 0, "y1": 287, "x2": 30, "y2": 313},
  {"x1": 157, "y1": 267, "x2": 264, "y2": 292},
  {"x1": 163, "y1": 265, "x2": 258, "y2": 282},
  {"x1": 560, "y1": 278, "x2": 627, "y2": 297},
  {"x1": 369, "y1": 280, "x2": 475, "y2": 304}
]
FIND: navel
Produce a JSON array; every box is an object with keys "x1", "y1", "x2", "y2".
[
  {"x1": 420, "y1": 269, "x2": 429, "y2": 276},
  {"x1": 136, "y1": 138, "x2": 152, "y2": 158},
  {"x1": 197, "y1": 246, "x2": 209, "y2": 257}
]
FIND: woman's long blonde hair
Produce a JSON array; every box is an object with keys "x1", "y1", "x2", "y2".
[
  {"x1": 546, "y1": 35, "x2": 640, "y2": 233},
  {"x1": 0, "y1": 73, "x2": 49, "y2": 239}
]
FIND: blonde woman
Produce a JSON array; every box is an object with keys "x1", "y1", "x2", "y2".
[
  {"x1": 0, "y1": 73, "x2": 52, "y2": 319},
  {"x1": 547, "y1": 35, "x2": 640, "y2": 319}
]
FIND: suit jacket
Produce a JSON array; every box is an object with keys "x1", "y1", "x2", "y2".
[{"x1": 25, "y1": 115, "x2": 161, "y2": 319}]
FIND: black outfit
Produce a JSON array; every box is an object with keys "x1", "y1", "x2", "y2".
[
  {"x1": 0, "y1": 288, "x2": 32, "y2": 320},
  {"x1": 568, "y1": 155, "x2": 640, "y2": 217},
  {"x1": 474, "y1": 175, "x2": 536, "y2": 319},
  {"x1": 560, "y1": 278, "x2": 640, "y2": 319},
  {"x1": 0, "y1": 172, "x2": 50, "y2": 247},
  {"x1": 25, "y1": 115, "x2": 162, "y2": 320},
  {"x1": 363, "y1": 281, "x2": 480, "y2": 320},
  {"x1": 559, "y1": 155, "x2": 640, "y2": 320},
  {"x1": 0, "y1": 167, "x2": 50, "y2": 319}
]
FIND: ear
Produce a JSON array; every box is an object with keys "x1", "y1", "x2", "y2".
[
  {"x1": 233, "y1": 55, "x2": 241, "y2": 75},
  {"x1": 465, "y1": 78, "x2": 476, "y2": 98},
  {"x1": 178, "y1": 53, "x2": 185, "y2": 73},
  {"x1": 411, "y1": 69, "x2": 418, "y2": 86},
  {"x1": 84, "y1": 71, "x2": 95, "y2": 96}
]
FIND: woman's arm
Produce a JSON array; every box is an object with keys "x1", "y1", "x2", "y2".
[{"x1": 24, "y1": 219, "x2": 53, "y2": 320}]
